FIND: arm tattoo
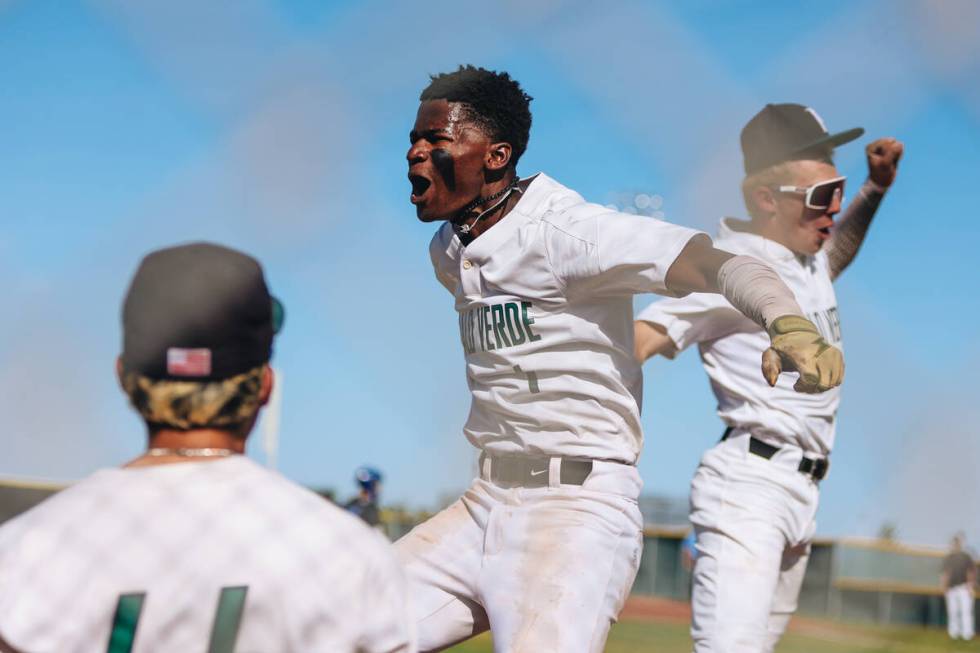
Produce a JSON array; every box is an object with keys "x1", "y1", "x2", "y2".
[{"x1": 825, "y1": 180, "x2": 885, "y2": 280}]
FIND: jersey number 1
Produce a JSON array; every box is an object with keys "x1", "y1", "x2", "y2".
[
  {"x1": 106, "y1": 586, "x2": 248, "y2": 653},
  {"x1": 513, "y1": 365, "x2": 540, "y2": 394}
]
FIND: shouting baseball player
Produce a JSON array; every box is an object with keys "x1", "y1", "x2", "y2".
[
  {"x1": 396, "y1": 66, "x2": 844, "y2": 653},
  {"x1": 634, "y1": 104, "x2": 903, "y2": 652},
  {"x1": 0, "y1": 243, "x2": 415, "y2": 653}
]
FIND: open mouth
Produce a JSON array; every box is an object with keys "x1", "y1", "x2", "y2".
[
  {"x1": 409, "y1": 174, "x2": 432, "y2": 204},
  {"x1": 815, "y1": 219, "x2": 834, "y2": 238}
]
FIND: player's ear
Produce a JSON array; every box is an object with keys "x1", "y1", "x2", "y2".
[
  {"x1": 485, "y1": 141, "x2": 513, "y2": 172},
  {"x1": 752, "y1": 185, "x2": 778, "y2": 218},
  {"x1": 259, "y1": 365, "x2": 274, "y2": 406},
  {"x1": 115, "y1": 356, "x2": 125, "y2": 389}
]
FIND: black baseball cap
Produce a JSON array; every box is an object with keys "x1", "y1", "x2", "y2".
[
  {"x1": 121, "y1": 242, "x2": 284, "y2": 381},
  {"x1": 741, "y1": 103, "x2": 864, "y2": 174}
]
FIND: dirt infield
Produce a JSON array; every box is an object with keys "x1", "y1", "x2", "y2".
[
  {"x1": 620, "y1": 594, "x2": 908, "y2": 638},
  {"x1": 449, "y1": 597, "x2": 980, "y2": 653},
  {"x1": 616, "y1": 595, "x2": 980, "y2": 653},
  {"x1": 619, "y1": 595, "x2": 691, "y2": 624}
]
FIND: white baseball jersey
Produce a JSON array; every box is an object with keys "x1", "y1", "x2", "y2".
[
  {"x1": 0, "y1": 456, "x2": 415, "y2": 653},
  {"x1": 430, "y1": 173, "x2": 702, "y2": 464},
  {"x1": 637, "y1": 217, "x2": 843, "y2": 455}
]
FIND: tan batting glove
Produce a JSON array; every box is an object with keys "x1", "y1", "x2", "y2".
[{"x1": 762, "y1": 315, "x2": 844, "y2": 393}]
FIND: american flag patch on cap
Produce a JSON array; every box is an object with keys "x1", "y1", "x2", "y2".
[{"x1": 167, "y1": 348, "x2": 212, "y2": 377}]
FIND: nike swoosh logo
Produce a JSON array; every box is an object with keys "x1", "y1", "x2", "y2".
[{"x1": 530, "y1": 469, "x2": 548, "y2": 477}]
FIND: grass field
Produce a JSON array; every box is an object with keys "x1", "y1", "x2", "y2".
[{"x1": 444, "y1": 597, "x2": 980, "y2": 653}]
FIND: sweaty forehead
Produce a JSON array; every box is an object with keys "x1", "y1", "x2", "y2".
[{"x1": 415, "y1": 99, "x2": 486, "y2": 136}]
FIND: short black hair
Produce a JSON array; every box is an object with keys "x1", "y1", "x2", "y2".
[{"x1": 420, "y1": 65, "x2": 533, "y2": 167}]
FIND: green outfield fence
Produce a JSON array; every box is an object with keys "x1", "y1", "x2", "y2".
[
  {"x1": 1, "y1": 480, "x2": 974, "y2": 629},
  {"x1": 636, "y1": 526, "x2": 977, "y2": 629}
]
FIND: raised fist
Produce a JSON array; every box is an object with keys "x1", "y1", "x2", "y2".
[{"x1": 866, "y1": 137, "x2": 904, "y2": 189}]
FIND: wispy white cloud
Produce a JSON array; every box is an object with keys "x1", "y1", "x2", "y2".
[
  {"x1": 900, "y1": 0, "x2": 980, "y2": 122},
  {"x1": 88, "y1": 0, "x2": 292, "y2": 117},
  {"x1": 876, "y1": 355, "x2": 980, "y2": 546}
]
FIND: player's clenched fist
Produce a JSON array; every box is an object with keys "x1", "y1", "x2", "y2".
[
  {"x1": 866, "y1": 137, "x2": 903, "y2": 188},
  {"x1": 761, "y1": 315, "x2": 844, "y2": 393}
]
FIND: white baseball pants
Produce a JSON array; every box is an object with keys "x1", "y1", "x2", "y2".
[
  {"x1": 689, "y1": 431, "x2": 820, "y2": 653},
  {"x1": 946, "y1": 584, "x2": 975, "y2": 639},
  {"x1": 394, "y1": 459, "x2": 643, "y2": 653}
]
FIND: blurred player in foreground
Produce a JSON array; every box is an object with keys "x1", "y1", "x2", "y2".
[
  {"x1": 941, "y1": 533, "x2": 976, "y2": 640},
  {"x1": 635, "y1": 104, "x2": 902, "y2": 652},
  {"x1": 397, "y1": 66, "x2": 844, "y2": 652},
  {"x1": 0, "y1": 243, "x2": 415, "y2": 653},
  {"x1": 346, "y1": 466, "x2": 384, "y2": 527}
]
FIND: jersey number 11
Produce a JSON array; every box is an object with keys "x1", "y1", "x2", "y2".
[{"x1": 106, "y1": 586, "x2": 248, "y2": 653}]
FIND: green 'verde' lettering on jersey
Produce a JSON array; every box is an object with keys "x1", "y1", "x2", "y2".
[
  {"x1": 460, "y1": 310, "x2": 476, "y2": 354},
  {"x1": 482, "y1": 306, "x2": 495, "y2": 350},
  {"x1": 504, "y1": 302, "x2": 526, "y2": 346},
  {"x1": 491, "y1": 304, "x2": 511, "y2": 349},
  {"x1": 457, "y1": 301, "x2": 542, "y2": 353},
  {"x1": 521, "y1": 301, "x2": 542, "y2": 342},
  {"x1": 476, "y1": 305, "x2": 486, "y2": 351}
]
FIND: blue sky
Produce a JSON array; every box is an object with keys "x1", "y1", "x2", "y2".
[{"x1": 2, "y1": 0, "x2": 978, "y2": 547}]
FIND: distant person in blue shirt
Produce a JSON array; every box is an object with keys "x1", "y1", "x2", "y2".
[{"x1": 346, "y1": 466, "x2": 383, "y2": 528}]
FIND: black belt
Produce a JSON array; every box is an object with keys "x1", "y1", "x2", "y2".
[
  {"x1": 481, "y1": 453, "x2": 594, "y2": 488},
  {"x1": 721, "y1": 427, "x2": 829, "y2": 481}
]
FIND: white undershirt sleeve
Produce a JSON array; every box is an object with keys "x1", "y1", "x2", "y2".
[{"x1": 637, "y1": 293, "x2": 751, "y2": 357}]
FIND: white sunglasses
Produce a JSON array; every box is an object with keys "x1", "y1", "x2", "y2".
[{"x1": 773, "y1": 175, "x2": 846, "y2": 210}]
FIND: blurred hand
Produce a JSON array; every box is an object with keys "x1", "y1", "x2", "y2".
[{"x1": 866, "y1": 137, "x2": 904, "y2": 188}]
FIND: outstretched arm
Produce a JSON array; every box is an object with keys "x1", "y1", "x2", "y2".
[
  {"x1": 634, "y1": 321, "x2": 676, "y2": 362},
  {"x1": 666, "y1": 235, "x2": 843, "y2": 393},
  {"x1": 825, "y1": 137, "x2": 903, "y2": 280}
]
